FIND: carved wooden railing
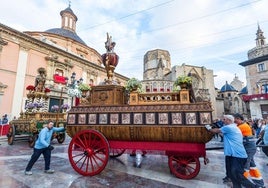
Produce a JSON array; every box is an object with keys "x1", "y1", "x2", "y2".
[{"x1": 129, "y1": 90, "x2": 190, "y2": 105}]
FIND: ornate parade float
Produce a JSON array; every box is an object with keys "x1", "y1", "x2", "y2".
[
  {"x1": 66, "y1": 33, "x2": 214, "y2": 179},
  {"x1": 7, "y1": 67, "x2": 66, "y2": 147}
]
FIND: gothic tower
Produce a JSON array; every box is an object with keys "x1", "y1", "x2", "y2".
[{"x1": 143, "y1": 49, "x2": 171, "y2": 80}]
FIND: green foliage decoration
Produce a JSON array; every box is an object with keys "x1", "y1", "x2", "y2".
[
  {"x1": 78, "y1": 83, "x2": 91, "y2": 91},
  {"x1": 125, "y1": 78, "x2": 142, "y2": 92}
]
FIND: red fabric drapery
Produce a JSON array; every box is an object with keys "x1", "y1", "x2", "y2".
[
  {"x1": 242, "y1": 93, "x2": 268, "y2": 101},
  {"x1": 53, "y1": 74, "x2": 67, "y2": 84}
]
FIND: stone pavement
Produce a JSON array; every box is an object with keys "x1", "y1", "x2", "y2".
[{"x1": 0, "y1": 135, "x2": 267, "y2": 188}]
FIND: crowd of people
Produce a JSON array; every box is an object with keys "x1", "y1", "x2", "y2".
[{"x1": 207, "y1": 113, "x2": 267, "y2": 188}]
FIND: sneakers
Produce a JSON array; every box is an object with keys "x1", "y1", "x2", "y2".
[
  {"x1": 25, "y1": 171, "x2": 33, "y2": 175},
  {"x1": 222, "y1": 176, "x2": 231, "y2": 183},
  {"x1": 44, "y1": 169, "x2": 55, "y2": 174}
]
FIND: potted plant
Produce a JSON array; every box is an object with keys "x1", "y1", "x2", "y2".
[
  {"x1": 78, "y1": 83, "x2": 91, "y2": 91},
  {"x1": 174, "y1": 75, "x2": 192, "y2": 89},
  {"x1": 125, "y1": 78, "x2": 142, "y2": 92},
  {"x1": 78, "y1": 83, "x2": 91, "y2": 97}
]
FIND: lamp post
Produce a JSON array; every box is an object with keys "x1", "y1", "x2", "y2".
[{"x1": 65, "y1": 72, "x2": 83, "y2": 106}]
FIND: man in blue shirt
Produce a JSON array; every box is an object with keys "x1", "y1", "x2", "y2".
[
  {"x1": 262, "y1": 124, "x2": 268, "y2": 159},
  {"x1": 206, "y1": 115, "x2": 256, "y2": 188},
  {"x1": 25, "y1": 121, "x2": 65, "y2": 175}
]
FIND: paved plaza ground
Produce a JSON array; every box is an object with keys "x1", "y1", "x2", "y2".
[{"x1": 0, "y1": 135, "x2": 267, "y2": 188}]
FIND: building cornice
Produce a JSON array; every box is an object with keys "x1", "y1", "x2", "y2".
[
  {"x1": 239, "y1": 54, "x2": 268, "y2": 67},
  {"x1": 0, "y1": 22, "x2": 129, "y2": 82}
]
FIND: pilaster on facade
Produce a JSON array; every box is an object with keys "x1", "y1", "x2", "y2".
[{"x1": 0, "y1": 34, "x2": 8, "y2": 52}]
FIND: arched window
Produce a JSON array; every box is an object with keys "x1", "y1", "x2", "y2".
[{"x1": 55, "y1": 69, "x2": 63, "y2": 76}]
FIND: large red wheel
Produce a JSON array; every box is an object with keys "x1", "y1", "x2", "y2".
[
  {"x1": 68, "y1": 130, "x2": 109, "y2": 176},
  {"x1": 109, "y1": 148, "x2": 125, "y2": 158},
  {"x1": 57, "y1": 132, "x2": 66, "y2": 144},
  {"x1": 7, "y1": 125, "x2": 15, "y2": 145},
  {"x1": 168, "y1": 155, "x2": 200, "y2": 179},
  {"x1": 28, "y1": 134, "x2": 38, "y2": 148}
]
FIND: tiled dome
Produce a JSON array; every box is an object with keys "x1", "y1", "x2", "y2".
[
  {"x1": 220, "y1": 81, "x2": 237, "y2": 92},
  {"x1": 239, "y1": 86, "x2": 248, "y2": 94},
  {"x1": 45, "y1": 28, "x2": 86, "y2": 45}
]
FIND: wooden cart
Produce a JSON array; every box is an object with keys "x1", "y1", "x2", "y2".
[
  {"x1": 7, "y1": 112, "x2": 66, "y2": 147},
  {"x1": 66, "y1": 85, "x2": 214, "y2": 179}
]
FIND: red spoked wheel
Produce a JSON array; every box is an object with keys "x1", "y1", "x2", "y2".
[
  {"x1": 168, "y1": 155, "x2": 200, "y2": 179},
  {"x1": 7, "y1": 125, "x2": 15, "y2": 145},
  {"x1": 109, "y1": 148, "x2": 125, "y2": 158},
  {"x1": 57, "y1": 132, "x2": 66, "y2": 144},
  {"x1": 68, "y1": 130, "x2": 109, "y2": 176}
]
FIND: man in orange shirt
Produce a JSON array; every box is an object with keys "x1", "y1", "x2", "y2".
[{"x1": 234, "y1": 113, "x2": 265, "y2": 188}]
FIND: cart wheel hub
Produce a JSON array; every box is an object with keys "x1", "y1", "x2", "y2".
[{"x1": 84, "y1": 148, "x2": 93, "y2": 156}]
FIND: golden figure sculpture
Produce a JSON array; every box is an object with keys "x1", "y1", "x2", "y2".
[{"x1": 35, "y1": 67, "x2": 47, "y2": 92}]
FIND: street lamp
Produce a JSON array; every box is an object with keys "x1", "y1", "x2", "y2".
[{"x1": 65, "y1": 72, "x2": 83, "y2": 106}]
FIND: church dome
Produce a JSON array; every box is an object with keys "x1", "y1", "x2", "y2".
[
  {"x1": 45, "y1": 28, "x2": 86, "y2": 45},
  {"x1": 220, "y1": 81, "x2": 237, "y2": 92},
  {"x1": 239, "y1": 86, "x2": 248, "y2": 95},
  {"x1": 45, "y1": 5, "x2": 86, "y2": 45}
]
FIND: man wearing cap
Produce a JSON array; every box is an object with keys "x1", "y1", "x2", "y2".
[
  {"x1": 205, "y1": 115, "x2": 256, "y2": 188},
  {"x1": 234, "y1": 113, "x2": 265, "y2": 188}
]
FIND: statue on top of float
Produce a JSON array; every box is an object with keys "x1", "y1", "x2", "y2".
[
  {"x1": 102, "y1": 33, "x2": 119, "y2": 84},
  {"x1": 105, "y1": 33, "x2": 116, "y2": 53}
]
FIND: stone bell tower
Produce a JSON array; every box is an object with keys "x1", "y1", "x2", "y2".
[{"x1": 143, "y1": 49, "x2": 171, "y2": 80}]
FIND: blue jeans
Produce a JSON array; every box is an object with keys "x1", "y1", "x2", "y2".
[
  {"x1": 226, "y1": 156, "x2": 256, "y2": 188},
  {"x1": 25, "y1": 147, "x2": 51, "y2": 171}
]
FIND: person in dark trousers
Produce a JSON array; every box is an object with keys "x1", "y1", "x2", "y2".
[
  {"x1": 259, "y1": 124, "x2": 268, "y2": 162},
  {"x1": 25, "y1": 121, "x2": 65, "y2": 175},
  {"x1": 205, "y1": 115, "x2": 257, "y2": 188},
  {"x1": 234, "y1": 113, "x2": 265, "y2": 188}
]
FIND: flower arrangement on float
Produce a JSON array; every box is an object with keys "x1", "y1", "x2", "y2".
[
  {"x1": 125, "y1": 78, "x2": 142, "y2": 93},
  {"x1": 25, "y1": 102, "x2": 44, "y2": 112},
  {"x1": 44, "y1": 88, "x2": 51, "y2": 93},
  {"x1": 78, "y1": 83, "x2": 91, "y2": 98},
  {"x1": 26, "y1": 85, "x2": 35, "y2": 93},
  {"x1": 26, "y1": 85, "x2": 35, "y2": 90},
  {"x1": 61, "y1": 104, "x2": 69, "y2": 110},
  {"x1": 78, "y1": 83, "x2": 91, "y2": 91},
  {"x1": 51, "y1": 105, "x2": 60, "y2": 112},
  {"x1": 173, "y1": 75, "x2": 192, "y2": 90}
]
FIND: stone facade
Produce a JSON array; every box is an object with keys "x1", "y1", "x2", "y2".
[
  {"x1": 239, "y1": 25, "x2": 268, "y2": 119},
  {"x1": 142, "y1": 49, "x2": 218, "y2": 119},
  {"x1": 0, "y1": 6, "x2": 128, "y2": 118}
]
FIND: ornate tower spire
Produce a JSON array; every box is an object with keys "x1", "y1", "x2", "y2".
[
  {"x1": 256, "y1": 23, "x2": 266, "y2": 48},
  {"x1": 60, "y1": 3, "x2": 77, "y2": 32}
]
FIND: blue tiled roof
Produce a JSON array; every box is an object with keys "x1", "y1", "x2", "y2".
[
  {"x1": 220, "y1": 82, "x2": 237, "y2": 92},
  {"x1": 45, "y1": 28, "x2": 86, "y2": 45},
  {"x1": 239, "y1": 86, "x2": 248, "y2": 94}
]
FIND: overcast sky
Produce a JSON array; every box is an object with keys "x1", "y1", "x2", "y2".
[{"x1": 1, "y1": 0, "x2": 267, "y2": 89}]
